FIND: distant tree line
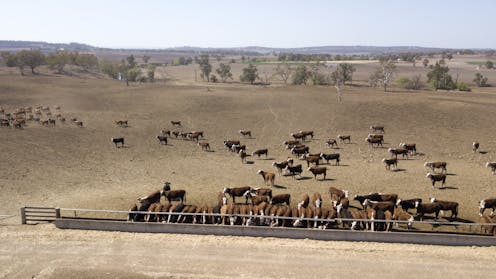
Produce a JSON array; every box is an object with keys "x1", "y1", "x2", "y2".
[{"x1": 1, "y1": 49, "x2": 98, "y2": 75}]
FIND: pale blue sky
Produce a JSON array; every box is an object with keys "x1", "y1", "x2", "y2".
[{"x1": 1, "y1": 0, "x2": 494, "y2": 49}]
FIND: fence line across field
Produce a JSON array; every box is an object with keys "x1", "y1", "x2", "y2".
[{"x1": 57, "y1": 207, "x2": 495, "y2": 227}]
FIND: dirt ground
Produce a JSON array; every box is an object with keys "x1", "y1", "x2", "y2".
[
  {"x1": 1, "y1": 58, "x2": 496, "y2": 277},
  {"x1": 1, "y1": 224, "x2": 495, "y2": 278}
]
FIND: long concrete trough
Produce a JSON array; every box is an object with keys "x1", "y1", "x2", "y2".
[{"x1": 54, "y1": 218, "x2": 496, "y2": 247}]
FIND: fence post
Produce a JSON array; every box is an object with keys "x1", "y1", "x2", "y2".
[
  {"x1": 20, "y1": 207, "x2": 26, "y2": 224},
  {"x1": 55, "y1": 208, "x2": 60, "y2": 219}
]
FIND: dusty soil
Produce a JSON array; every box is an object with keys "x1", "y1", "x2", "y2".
[
  {"x1": 1, "y1": 60, "x2": 496, "y2": 277},
  {"x1": 1, "y1": 224, "x2": 495, "y2": 279}
]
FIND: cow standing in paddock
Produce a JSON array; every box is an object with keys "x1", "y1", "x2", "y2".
[{"x1": 111, "y1": 137, "x2": 125, "y2": 148}]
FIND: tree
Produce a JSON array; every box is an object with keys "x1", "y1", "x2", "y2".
[
  {"x1": 74, "y1": 53, "x2": 98, "y2": 70},
  {"x1": 239, "y1": 64, "x2": 258, "y2": 84},
  {"x1": 18, "y1": 49, "x2": 45, "y2": 74},
  {"x1": 331, "y1": 63, "x2": 356, "y2": 85},
  {"x1": 486, "y1": 60, "x2": 494, "y2": 69},
  {"x1": 197, "y1": 55, "x2": 212, "y2": 82},
  {"x1": 216, "y1": 63, "x2": 233, "y2": 82},
  {"x1": 147, "y1": 65, "x2": 156, "y2": 82},
  {"x1": 126, "y1": 54, "x2": 136, "y2": 68},
  {"x1": 473, "y1": 73, "x2": 489, "y2": 87},
  {"x1": 1, "y1": 51, "x2": 23, "y2": 75},
  {"x1": 273, "y1": 63, "x2": 293, "y2": 84},
  {"x1": 99, "y1": 60, "x2": 120, "y2": 79},
  {"x1": 396, "y1": 75, "x2": 423, "y2": 90},
  {"x1": 126, "y1": 67, "x2": 141, "y2": 82},
  {"x1": 46, "y1": 51, "x2": 69, "y2": 73},
  {"x1": 369, "y1": 60, "x2": 396, "y2": 92},
  {"x1": 143, "y1": 55, "x2": 150, "y2": 64},
  {"x1": 422, "y1": 58, "x2": 429, "y2": 68},
  {"x1": 427, "y1": 61, "x2": 455, "y2": 90},
  {"x1": 292, "y1": 65, "x2": 310, "y2": 85}
]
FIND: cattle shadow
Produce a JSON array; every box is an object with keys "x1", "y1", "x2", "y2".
[
  {"x1": 478, "y1": 150, "x2": 489, "y2": 154},
  {"x1": 273, "y1": 184, "x2": 287, "y2": 189},
  {"x1": 115, "y1": 145, "x2": 130, "y2": 149},
  {"x1": 438, "y1": 186, "x2": 458, "y2": 190},
  {"x1": 414, "y1": 152, "x2": 426, "y2": 156},
  {"x1": 319, "y1": 178, "x2": 336, "y2": 181},
  {"x1": 260, "y1": 157, "x2": 275, "y2": 161},
  {"x1": 295, "y1": 176, "x2": 312, "y2": 181},
  {"x1": 244, "y1": 161, "x2": 255, "y2": 165},
  {"x1": 445, "y1": 173, "x2": 457, "y2": 176},
  {"x1": 392, "y1": 168, "x2": 406, "y2": 172},
  {"x1": 335, "y1": 164, "x2": 349, "y2": 167},
  {"x1": 205, "y1": 150, "x2": 215, "y2": 153}
]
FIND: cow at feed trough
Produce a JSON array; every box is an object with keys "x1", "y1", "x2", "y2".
[
  {"x1": 145, "y1": 202, "x2": 164, "y2": 222},
  {"x1": 353, "y1": 193, "x2": 382, "y2": 208},
  {"x1": 370, "y1": 125, "x2": 385, "y2": 133},
  {"x1": 396, "y1": 198, "x2": 422, "y2": 213},
  {"x1": 429, "y1": 197, "x2": 458, "y2": 219},
  {"x1": 426, "y1": 173, "x2": 447, "y2": 189},
  {"x1": 473, "y1": 141, "x2": 480, "y2": 153},
  {"x1": 399, "y1": 143, "x2": 417, "y2": 155},
  {"x1": 239, "y1": 130, "x2": 252, "y2": 138},
  {"x1": 388, "y1": 148, "x2": 409, "y2": 159},
  {"x1": 393, "y1": 207, "x2": 414, "y2": 230},
  {"x1": 223, "y1": 186, "x2": 252, "y2": 204},
  {"x1": 111, "y1": 137, "x2": 125, "y2": 148},
  {"x1": 284, "y1": 164, "x2": 303, "y2": 179},
  {"x1": 415, "y1": 200, "x2": 441, "y2": 221},
  {"x1": 362, "y1": 199, "x2": 395, "y2": 215},
  {"x1": 157, "y1": 135, "x2": 168, "y2": 145},
  {"x1": 338, "y1": 135, "x2": 351, "y2": 143},
  {"x1": 243, "y1": 191, "x2": 270, "y2": 205},
  {"x1": 252, "y1": 148, "x2": 268, "y2": 158},
  {"x1": 320, "y1": 153, "x2": 340, "y2": 165},
  {"x1": 479, "y1": 198, "x2": 496, "y2": 216},
  {"x1": 485, "y1": 162, "x2": 496, "y2": 175},
  {"x1": 312, "y1": 192, "x2": 322, "y2": 208},
  {"x1": 198, "y1": 142, "x2": 210, "y2": 151},
  {"x1": 162, "y1": 189, "x2": 186, "y2": 203},
  {"x1": 268, "y1": 194, "x2": 290, "y2": 207},
  {"x1": 257, "y1": 170, "x2": 275, "y2": 186},
  {"x1": 479, "y1": 215, "x2": 495, "y2": 234},
  {"x1": 382, "y1": 158, "x2": 398, "y2": 170},
  {"x1": 424, "y1": 161, "x2": 447, "y2": 173},
  {"x1": 250, "y1": 187, "x2": 273, "y2": 199},
  {"x1": 329, "y1": 187, "x2": 349, "y2": 203},
  {"x1": 308, "y1": 166, "x2": 327, "y2": 180},
  {"x1": 171, "y1": 121, "x2": 181, "y2": 127}
]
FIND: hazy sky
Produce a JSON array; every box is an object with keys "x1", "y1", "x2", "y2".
[{"x1": 1, "y1": 0, "x2": 494, "y2": 49}]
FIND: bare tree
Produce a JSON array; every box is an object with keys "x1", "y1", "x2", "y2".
[
  {"x1": 335, "y1": 77, "x2": 343, "y2": 102},
  {"x1": 370, "y1": 60, "x2": 396, "y2": 92},
  {"x1": 273, "y1": 63, "x2": 292, "y2": 84}
]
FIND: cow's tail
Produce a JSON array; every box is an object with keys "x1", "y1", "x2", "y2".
[{"x1": 184, "y1": 193, "x2": 187, "y2": 203}]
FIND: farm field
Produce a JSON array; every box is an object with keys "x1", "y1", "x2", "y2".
[{"x1": 1, "y1": 64, "x2": 496, "y2": 277}]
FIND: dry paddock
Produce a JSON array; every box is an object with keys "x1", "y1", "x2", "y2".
[{"x1": 1, "y1": 72, "x2": 496, "y2": 277}]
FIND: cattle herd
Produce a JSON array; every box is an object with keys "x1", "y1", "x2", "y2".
[
  {"x1": 123, "y1": 122, "x2": 496, "y2": 236},
  {"x1": 0, "y1": 105, "x2": 84, "y2": 129}
]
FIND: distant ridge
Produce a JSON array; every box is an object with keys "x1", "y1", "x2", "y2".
[{"x1": 0, "y1": 40, "x2": 491, "y2": 55}]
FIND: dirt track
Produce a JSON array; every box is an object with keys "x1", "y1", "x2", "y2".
[{"x1": 1, "y1": 224, "x2": 495, "y2": 278}]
